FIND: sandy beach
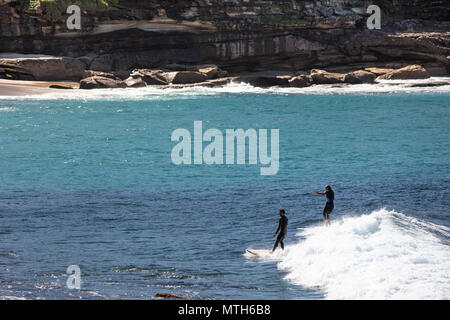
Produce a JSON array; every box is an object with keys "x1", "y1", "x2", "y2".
[{"x1": 0, "y1": 79, "x2": 79, "y2": 96}]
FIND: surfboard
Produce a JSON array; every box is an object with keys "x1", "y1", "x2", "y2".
[{"x1": 246, "y1": 249, "x2": 271, "y2": 256}]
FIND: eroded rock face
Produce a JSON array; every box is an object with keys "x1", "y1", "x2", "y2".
[{"x1": 376, "y1": 65, "x2": 430, "y2": 80}]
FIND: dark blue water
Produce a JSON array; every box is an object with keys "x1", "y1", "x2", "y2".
[{"x1": 0, "y1": 91, "x2": 449, "y2": 299}]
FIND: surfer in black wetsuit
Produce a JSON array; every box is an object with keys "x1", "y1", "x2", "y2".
[
  {"x1": 313, "y1": 185, "x2": 334, "y2": 226},
  {"x1": 272, "y1": 209, "x2": 288, "y2": 253}
]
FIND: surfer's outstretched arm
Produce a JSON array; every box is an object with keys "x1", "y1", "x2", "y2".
[{"x1": 313, "y1": 192, "x2": 326, "y2": 196}]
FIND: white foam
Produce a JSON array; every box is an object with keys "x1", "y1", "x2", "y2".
[
  {"x1": 0, "y1": 107, "x2": 17, "y2": 112},
  {"x1": 1, "y1": 78, "x2": 450, "y2": 100},
  {"x1": 277, "y1": 209, "x2": 450, "y2": 299},
  {"x1": 244, "y1": 249, "x2": 285, "y2": 261}
]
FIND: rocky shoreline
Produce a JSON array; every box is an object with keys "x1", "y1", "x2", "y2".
[
  {"x1": 2, "y1": 59, "x2": 449, "y2": 94},
  {"x1": 78, "y1": 63, "x2": 449, "y2": 90},
  {"x1": 0, "y1": 1, "x2": 449, "y2": 91}
]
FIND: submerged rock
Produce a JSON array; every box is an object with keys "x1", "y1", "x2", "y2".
[{"x1": 154, "y1": 293, "x2": 184, "y2": 299}]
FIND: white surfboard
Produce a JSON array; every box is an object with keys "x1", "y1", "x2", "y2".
[{"x1": 245, "y1": 249, "x2": 272, "y2": 256}]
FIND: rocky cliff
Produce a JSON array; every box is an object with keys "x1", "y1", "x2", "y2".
[{"x1": 0, "y1": 0, "x2": 449, "y2": 80}]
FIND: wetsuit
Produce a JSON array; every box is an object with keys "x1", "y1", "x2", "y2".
[
  {"x1": 273, "y1": 215, "x2": 288, "y2": 251},
  {"x1": 323, "y1": 189, "x2": 334, "y2": 221}
]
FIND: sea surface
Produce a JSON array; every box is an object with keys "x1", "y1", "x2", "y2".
[{"x1": 0, "y1": 83, "x2": 449, "y2": 299}]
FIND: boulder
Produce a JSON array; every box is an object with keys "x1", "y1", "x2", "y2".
[
  {"x1": 163, "y1": 64, "x2": 227, "y2": 80},
  {"x1": 310, "y1": 69, "x2": 345, "y2": 84},
  {"x1": 124, "y1": 76, "x2": 147, "y2": 88},
  {"x1": 344, "y1": 70, "x2": 377, "y2": 84},
  {"x1": 83, "y1": 70, "x2": 121, "y2": 80},
  {"x1": 0, "y1": 57, "x2": 86, "y2": 81},
  {"x1": 289, "y1": 74, "x2": 312, "y2": 87},
  {"x1": 130, "y1": 69, "x2": 169, "y2": 85},
  {"x1": 198, "y1": 65, "x2": 219, "y2": 79},
  {"x1": 167, "y1": 71, "x2": 208, "y2": 84},
  {"x1": 79, "y1": 76, "x2": 127, "y2": 89},
  {"x1": 376, "y1": 65, "x2": 430, "y2": 80}
]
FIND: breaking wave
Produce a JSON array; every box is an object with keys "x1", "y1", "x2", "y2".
[
  {"x1": 277, "y1": 209, "x2": 450, "y2": 299},
  {"x1": 1, "y1": 78, "x2": 450, "y2": 101}
]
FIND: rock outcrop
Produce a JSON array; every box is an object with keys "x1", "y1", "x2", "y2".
[{"x1": 75, "y1": 63, "x2": 442, "y2": 89}]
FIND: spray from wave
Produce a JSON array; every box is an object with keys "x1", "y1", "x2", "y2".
[{"x1": 276, "y1": 209, "x2": 450, "y2": 299}]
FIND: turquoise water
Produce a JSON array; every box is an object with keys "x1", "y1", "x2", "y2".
[{"x1": 0, "y1": 91, "x2": 449, "y2": 299}]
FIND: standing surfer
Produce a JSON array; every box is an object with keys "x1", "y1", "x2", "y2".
[
  {"x1": 271, "y1": 209, "x2": 288, "y2": 253},
  {"x1": 313, "y1": 185, "x2": 334, "y2": 226}
]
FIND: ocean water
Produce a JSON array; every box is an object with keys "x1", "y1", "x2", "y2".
[{"x1": 0, "y1": 84, "x2": 449, "y2": 299}]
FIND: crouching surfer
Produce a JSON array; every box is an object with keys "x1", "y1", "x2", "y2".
[{"x1": 271, "y1": 209, "x2": 288, "y2": 253}]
